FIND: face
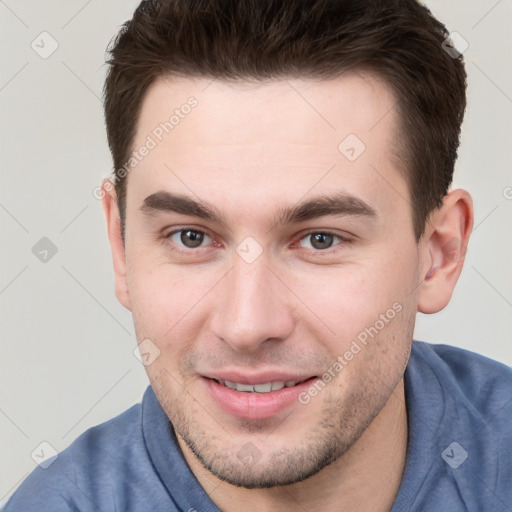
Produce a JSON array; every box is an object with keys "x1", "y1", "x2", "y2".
[{"x1": 112, "y1": 73, "x2": 425, "y2": 487}]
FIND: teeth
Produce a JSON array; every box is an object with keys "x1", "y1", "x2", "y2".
[
  {"x1": 219, "y1": 379, "x2": 299, "y2": 393},
  {"x1": 236, "y1": 383, "x2": 254, "y2": 392},
  {"x1": 253, "y1": 382, "x2": 272, "y2": 393}
]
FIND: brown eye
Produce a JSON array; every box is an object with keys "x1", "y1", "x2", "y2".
[
  {"x1": 169, "y1": 229, "x2": 212, "y2": 249},
  {"x1": 299, "y1": 232, "x2": 344, "y2": 250}
]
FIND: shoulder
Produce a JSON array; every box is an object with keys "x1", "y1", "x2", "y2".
[
  {"x1": 411, "y1": 340, "x2": 512, "y2": 415},
  {"x1": 4, "y1": 400, "x2": 145, "y2": 511},
  {"x1": 396, "y1": 342, "x2": 512, "y2": 511},
  {"x1": 414, "y1": 341, "x2": 511, "y2": 491}
]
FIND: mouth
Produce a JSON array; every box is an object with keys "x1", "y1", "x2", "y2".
[
  {"x1": 212, "y1": 378, "x2": 311, "y2": 393},
  {"x1": 202, "y1": 375, "x2": 318, "y2": 420}
]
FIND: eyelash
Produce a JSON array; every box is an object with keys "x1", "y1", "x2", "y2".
[{"x1": 164, "y1": 227, "x2": 351, "y2": 254}]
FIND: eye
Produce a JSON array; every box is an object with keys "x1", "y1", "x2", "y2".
[
  {"x1": 168, "y1": 229, "x2": 213, "y2": 249},
  {"x1": 298, "y1": 232, "x2": 346, "y2": 250}
]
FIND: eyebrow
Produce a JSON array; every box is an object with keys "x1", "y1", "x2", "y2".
[{"x1": 140, "y1": 190, "x2": 378, "y2": 228}]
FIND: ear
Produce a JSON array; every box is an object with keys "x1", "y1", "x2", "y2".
[
  {"x1": 417, "y1": 189, "x2": 474, "y2": 314},
  {"x1": 101, "y1": 178, "x2": 132, "y2": 311}
]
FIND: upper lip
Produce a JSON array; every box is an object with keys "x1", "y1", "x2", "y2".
[{"x1": 202, "y1": 371, "x2": 316, "y2": 385}]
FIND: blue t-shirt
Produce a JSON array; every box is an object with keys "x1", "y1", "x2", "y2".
[{"x1": 4, "y1": 341, "x2": 512, "y2": 511}]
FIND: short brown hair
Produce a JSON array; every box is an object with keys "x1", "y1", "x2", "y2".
[{"x1": 104, "y1": 0, "x2": 466, "y2": 243}]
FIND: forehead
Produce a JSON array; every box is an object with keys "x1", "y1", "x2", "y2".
[
  {"x1": 136, "y1": 72, "x2": 397, "y2": 147},
  {"x1": 127, "y1": 73, "x2": 408, "y2": 229}
]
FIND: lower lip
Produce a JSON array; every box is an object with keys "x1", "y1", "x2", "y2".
[{"x1": 203, "y1": 377, "x2": 316, "y2": 420}]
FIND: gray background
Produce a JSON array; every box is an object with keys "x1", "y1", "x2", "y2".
[{"x1": 1, "y1": 0, "x2": 511, "y2": 503}]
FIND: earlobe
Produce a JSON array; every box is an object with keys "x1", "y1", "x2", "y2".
[
  {"x1": 101, "y1": 178, "x2": 132, "y2": 311},
  {"x1": 417, "y1": 189, "x2": 473, "y2": 314}
]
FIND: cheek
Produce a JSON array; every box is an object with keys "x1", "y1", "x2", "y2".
[
  {"x1": 126, "y1": 257, "x2": 220, "y2": 348},
  {"x1": 288, "y1": 251, "x2": 416, "y2": 342}
]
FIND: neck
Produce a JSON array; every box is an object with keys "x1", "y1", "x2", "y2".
[{"x1": 178, "y1": 378, "x2": 408, "y2": 512}]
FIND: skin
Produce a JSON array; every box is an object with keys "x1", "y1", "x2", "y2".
[{"x1": 102, "y1": 73, "x2": 473, "y2": 512}]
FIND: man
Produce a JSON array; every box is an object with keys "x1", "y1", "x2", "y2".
[{"x1": 5, "y1": 0, "x2": 511, "y2": 511}]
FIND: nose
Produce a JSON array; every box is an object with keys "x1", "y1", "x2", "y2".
[{"x1": 210, "y1": 256, "x2": 294, "y2": 354}]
